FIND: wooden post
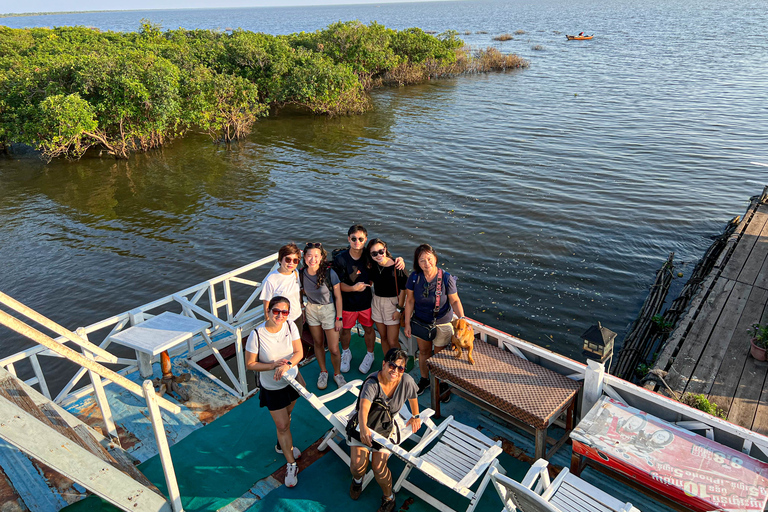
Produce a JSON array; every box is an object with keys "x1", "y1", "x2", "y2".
[
  {"x1": 0, "y1": 309, "x2": 180, "y2": 414},
  {"x1": 583, "y1": 359, "x2": 605, "y2": 415},
  {"x1": 142, "y1": 380, "x2": 183, "y2": 512},
  {"x1": 79, "y1": 328, "x2": 119, "y2": 442},
  {"x1": 234, "y1": 326, "x2": 247, "y2": 396},
  {"x1": 0, "y1": 290, "x2": 117, "y2": 364}
]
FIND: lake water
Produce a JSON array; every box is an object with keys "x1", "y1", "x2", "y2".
[{"x1": 1, "y1": 0, "x2": 767, "y2": 385}]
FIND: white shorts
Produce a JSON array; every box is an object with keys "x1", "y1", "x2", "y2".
[
  {"x1": 371, "y1": 295, "x2": 400, "y2": 326},
  {"x1": 305, "y1": 302, "x2": 337, "y2": 330}
]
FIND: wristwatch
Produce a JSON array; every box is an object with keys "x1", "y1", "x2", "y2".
[
  {"x1": 396, "y1": 305, "x2": 404, "y2": 312},
  {"x1": 337, "y1": 316, "x2": 343, "y2": 321},
  {"x1": 413, "y1": 414, "x2": 420, "y2": 419},
  {"x1": 286, "y1": 361, "x2": 292, "y2": 367}
]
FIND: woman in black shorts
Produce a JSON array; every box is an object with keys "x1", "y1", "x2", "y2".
[{"x1": 245, "y1": 295, "x2": 304, "y2": 488}]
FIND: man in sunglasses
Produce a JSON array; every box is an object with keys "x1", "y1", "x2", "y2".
[{"x1": 334, "y1": 225, "x2": 405, "y2": 374}]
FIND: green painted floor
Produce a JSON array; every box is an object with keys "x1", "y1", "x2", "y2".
[{"x1": 63, "y1": 333, "x2": 528, "y2": 511}]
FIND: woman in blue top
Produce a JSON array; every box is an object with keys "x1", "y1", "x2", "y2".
[{"x1": 403, "y1": 244, "x2": 465, "y2": 396}]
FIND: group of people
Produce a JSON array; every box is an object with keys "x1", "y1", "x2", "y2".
[{"x1": 244, "y1": 224, "x2": 466, "y2": 512}]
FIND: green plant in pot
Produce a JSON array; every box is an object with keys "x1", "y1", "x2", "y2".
[{"x1": 748, "y1": 323, "x2": 768, "y2": 361}]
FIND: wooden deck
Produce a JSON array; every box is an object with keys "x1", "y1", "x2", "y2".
[{"x1": 655, "y1": 189, "x2": 768, "y2": 433}]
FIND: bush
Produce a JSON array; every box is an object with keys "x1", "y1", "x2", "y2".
[
  {"x1": 493, "y1": 34, "x2": 513, "y2": 41},
  {"x1": 0, "y1": 22, "x2": 528, "y2": 161},
  {"x1": 680, "y1": 393, "x2": 726, "y2": 419}
]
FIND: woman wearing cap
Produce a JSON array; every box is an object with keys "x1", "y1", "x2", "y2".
[
  {"x1": 245, "y1": 296, "x2": 304, "y2": 488},
  {"x1": 348, "y1": 348, "x2": 421, "y2": 512}
]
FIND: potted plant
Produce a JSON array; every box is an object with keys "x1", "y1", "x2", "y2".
[{"x1": 749, "y1": 323, "x2": 768, "y2": 361}]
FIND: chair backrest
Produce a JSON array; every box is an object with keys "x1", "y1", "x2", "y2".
[{"x1": 490, "y1": 468, "x2": 559, "y2": 512}]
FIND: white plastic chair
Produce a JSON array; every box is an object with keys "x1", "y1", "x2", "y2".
[
  {"x1": 385, "y1": 415, "x2": 504, "y2": 512},
  {"x1": 488, "y1": 458, "x2": 640, "y2": 512}
]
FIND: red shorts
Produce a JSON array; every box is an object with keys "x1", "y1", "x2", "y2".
[{"x1": 342, "y1": 309, "x2": 373, "y2": 329}]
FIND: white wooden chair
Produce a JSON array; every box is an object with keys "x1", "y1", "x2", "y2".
[
  {"x1": 282, "y1": 374, "x2": 436, "y2": 489},
  {"x1": 488, "y1": 458, "x2": 640, "y2": 512},
  {"x1": 383, "y1": 415, "x2": 503, "y2": 512}
]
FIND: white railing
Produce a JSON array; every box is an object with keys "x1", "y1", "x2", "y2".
[
  {"x1": 467, "y1": 318, "x2": 768, "y2": 464},
  {"x1": 0, "y1": 253, "x2": 279, "y2": 407}
]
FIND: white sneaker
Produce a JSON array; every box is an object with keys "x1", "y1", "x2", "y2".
[
  {"x1": 317, "y1": 371, "x2": 328, "y2": 390},
  {"x1": 285, "y1": 462, "x2": 298, "y2": 488},
  {"x1": 359, "y1": 351, "x2": 375, "y2": 374},
  {"x1": 340, "y1": 349, "x2": 352, "y2": 373},
  {"x1": 275, "y1": 444, "x2": 301, "y2": 460},
  {"x1": 333, "y1": 374, "x2": 347, "y2": 388}
]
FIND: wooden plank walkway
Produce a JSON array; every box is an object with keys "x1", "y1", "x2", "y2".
[{"x1": 655, "y1": 189, "x2": 768, "y2": 433}]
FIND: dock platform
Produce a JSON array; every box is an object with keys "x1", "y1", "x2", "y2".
[{"x1": 655, "y1": 189, "x2": 768, "y2": 433}]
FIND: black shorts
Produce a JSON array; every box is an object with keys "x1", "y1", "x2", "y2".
[{"x1": 259, "y1": 384, "x2": 300, "y2": 411}]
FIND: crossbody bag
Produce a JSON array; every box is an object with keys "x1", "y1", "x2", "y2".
[
  {"x1": 346, "y1": 375, "x2": 401, "y2": 445},
  {"x1": 409, "y1": 269, "x2": 443, "y2": 341}
]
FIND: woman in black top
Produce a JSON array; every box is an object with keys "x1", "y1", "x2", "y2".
[{"x1": 367, "y1": 238, "x2": 408, "y2": 355}]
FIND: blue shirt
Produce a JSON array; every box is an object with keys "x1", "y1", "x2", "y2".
[{"x1": 406, "y1": 270, "x2": 457, "y2": 325}]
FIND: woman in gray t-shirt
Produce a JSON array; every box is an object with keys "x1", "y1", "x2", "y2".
[
  {"x1": 348, "y1": 348, "x2": 421, "y2": 510},
  {"x1": 300, "y1": 242, "x2": 345, "y2": 391}
]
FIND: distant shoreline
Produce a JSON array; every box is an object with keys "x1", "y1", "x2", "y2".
[{"x1": 1, "y1": 9, "x2": 137, "y2": 18}]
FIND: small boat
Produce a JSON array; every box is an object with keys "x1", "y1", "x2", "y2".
[{"x1": 566, "y1": 34, "x2": 594, "y2": 40}]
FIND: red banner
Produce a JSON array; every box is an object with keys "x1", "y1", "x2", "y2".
[{"x1": 572, "y1": 397, "x2": 768, "y2": 512}]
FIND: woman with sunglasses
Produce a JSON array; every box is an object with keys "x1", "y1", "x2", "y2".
[
  {"x1": 300, "y1": 242, "x2": 346, "y2": 390},
  {"x1": 403, "y1": 244, "x2": 465, "y2": 396},
  {"x1": 245, "y1": 296, "x2": 304, "y2": 488},
  {"x1": 349, "y1": 348, "x2": 420, "y2": 512},
  {"x1": 260, "y1": 243, "x2": 303, "y2": 337},
  {"x1": 366, "y1": 238, "x2": 408, "y2": 356}
]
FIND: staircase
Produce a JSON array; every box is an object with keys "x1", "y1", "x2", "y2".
[{"x1": 0, "y1": 367, "x2": 170, "y2": 512}]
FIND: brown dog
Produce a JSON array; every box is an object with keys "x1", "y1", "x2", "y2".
[{"x1": 450, "y1": 318, "x2": 475, "y2": 364}]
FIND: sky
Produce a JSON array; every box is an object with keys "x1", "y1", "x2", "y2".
[{"x1": 2, "y1": 0, "x2": 444, "y2": 16}]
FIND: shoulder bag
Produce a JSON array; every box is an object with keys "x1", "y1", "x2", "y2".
[
  {"x1": 409, "y1": 269, "x2": 443, "y2": 341},
  {"x1": 346, "y1": 375, "x2": 401, "y2": 445}
]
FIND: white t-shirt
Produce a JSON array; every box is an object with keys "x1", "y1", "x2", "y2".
[
  {"x1": 245, "y1": 321, "x2": 300, "y2": 390},
  {"x1": 259, "y1": 269, "x2": 302, "y2": 323}
]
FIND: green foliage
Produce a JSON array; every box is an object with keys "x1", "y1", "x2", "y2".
[
  {"x1": 680, "y1": 393, "x2": 726, "y2": 419},
  {"x1": 635, "y1": 363, "x2": 650, "y2": 378},
  {"x1": 652, "y1": 314, "x2": 674, "y2": 332},
  {"x1": 749, "y1": 323, "x2": 768, "y2": 349},
  {"x1": 0, "y1": 21, "x2": 525, "y2": 161}
]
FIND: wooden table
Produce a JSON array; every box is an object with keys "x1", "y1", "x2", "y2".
[
  {"x1": 571, "y1": 396, "x2": 768, "y2": 512},
  {"x1": 109, "y1": 312, "x2": 210, "y2": 378},
  {"x1": 427, "y1": 340, "x2": 581, "y2": 460}
]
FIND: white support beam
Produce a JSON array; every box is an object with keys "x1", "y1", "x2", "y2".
[
  {"x1": 142, "y1": 381, "x2": 184, "y2": 512},
  {"x1": 0, "y1": 395, "x2": 171, "y2": 512}
]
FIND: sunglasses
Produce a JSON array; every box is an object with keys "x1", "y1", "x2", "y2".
[
  {"x1": 387, "y1": 361, "x2": 406, "y2": 374},
  {"x1": 350, "y1": 236, "x2": 366, "y2": 242},
  {"x1": 305, "y1": 242, "x2": 323, "y2": 249},
  {"x1": 370, "y1": 249, "x2": 386, "y2": 257},
  {"x1": 283, "y1": 257, "x2": 300, "y2": 264},
  {"x1": 271, "y1": 308, "x2": 290, "y2": 317}
]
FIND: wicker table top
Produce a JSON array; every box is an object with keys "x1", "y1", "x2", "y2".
[{"x1": 428, "y1": 341, "x2": 581, "y2": 429}]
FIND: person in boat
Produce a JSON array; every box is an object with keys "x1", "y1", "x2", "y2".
[
  {"x1": 403, "y1": 244, "x2": 466, "y2": 396},
  {"x1": 260, "y1": 243, "x2": 303, "y2": 338},
  {"x1": 300, "y1": 242, "x2": 346, "y2": 390},
  {"x1": 579, "y1": 31, "x2": 585, "y2": 36},
  {"x1": 366, "y1": 238, "x2": 408, "y2": 356},
  {"x1": 245, "y1": 295, "x2": 304, "y2": 488},
  {"x1": 333, "y1": 225, "x2": 404, "y2": 375},
  {"x1": 349, "y1": 348, "x2": 421, "y2": 512}
]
